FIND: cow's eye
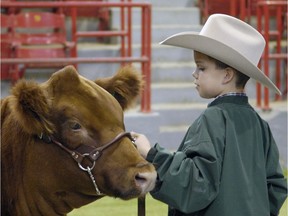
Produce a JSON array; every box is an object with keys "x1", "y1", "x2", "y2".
[{"x1": 71, "y1": 122, "x2": 81, "y2": 130}]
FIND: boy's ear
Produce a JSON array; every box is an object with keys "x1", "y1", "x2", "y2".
[{"x1": 222, "y1": 67, "x2": 235, "y2": 84}]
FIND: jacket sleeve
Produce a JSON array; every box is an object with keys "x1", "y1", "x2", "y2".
[
  {"x1": 146, "y1": 112, "x2": 224, "y2": 214},
  {"x1": 265, "y1": 126, "x2": 287, "y2": 215}
]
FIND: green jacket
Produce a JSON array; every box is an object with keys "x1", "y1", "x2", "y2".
[{"x1": 147, "y1": 96, "x2": 287, "y2": 216}]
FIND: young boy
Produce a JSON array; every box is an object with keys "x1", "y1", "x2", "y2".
[{"x1": 132, "y1": 14, "x2": 287, "y2": 216}]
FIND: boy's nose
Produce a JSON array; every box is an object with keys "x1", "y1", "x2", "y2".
[{"x1": 192, "y1": 70, "x2": 198, "y2": 79}]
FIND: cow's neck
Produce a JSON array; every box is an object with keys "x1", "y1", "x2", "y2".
[
  {"x1": 16, "y1": 186, "x2": 61, "y2": 216},
  {"x1": 17, "y1": 181, "x2": 100, "y2": 216}
]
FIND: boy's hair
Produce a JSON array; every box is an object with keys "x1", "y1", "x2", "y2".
[{"x1": 208, "y1": 56, "x2": 250, "y2": 88}]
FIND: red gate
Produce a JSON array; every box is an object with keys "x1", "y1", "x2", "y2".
[
  {"x1": 1, "y1": 1, "x2": 152, "y2": 113},
  {"x1": 256, "y1": 1, "x2": 287, "y2": 110}
]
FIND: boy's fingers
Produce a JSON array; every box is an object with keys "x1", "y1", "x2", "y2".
[{"x1": 131, "y1": 131, "x2": 139, "y2": 140}]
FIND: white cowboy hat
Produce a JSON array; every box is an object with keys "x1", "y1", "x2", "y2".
[{"x1": 160, "y1": 14, "x2": 281, "y2": 95}]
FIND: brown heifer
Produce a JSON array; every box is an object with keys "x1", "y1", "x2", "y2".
[{"x1": 1, "y1": 65, "x2": 156, "y2": 216}]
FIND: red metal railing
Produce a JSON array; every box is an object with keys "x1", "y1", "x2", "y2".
[
  {"x1": 230, "y1": 0, "x2": 247, "y2": 20},
  {"x1": 1, "y1": 1, "x2": 152, "y2": 113},
  {"x1": 199, "y1": 0, "x2": 249, "y2": 23},
  {"x1": 256, "y1": 1, "x2": 287, "y2": 110}
]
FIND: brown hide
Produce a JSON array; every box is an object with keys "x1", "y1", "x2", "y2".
[{"x1": 1, "y1": 65, "x2": 156, "y2": 216}]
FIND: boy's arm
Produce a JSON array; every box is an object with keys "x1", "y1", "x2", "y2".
[
  {"x1": 265, "y1": 128, "x2": 287, "y2": 215},
  {"x1": 146, "y1": 141, "x2": 221, "y2": 214},
  {"x1": 266, "y1": 143, "x2": 287, "y2": 215}
]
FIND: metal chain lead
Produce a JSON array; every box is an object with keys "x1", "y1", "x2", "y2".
[{"x1": 87, "y1": 166, "x2": 102, "y2": 196}]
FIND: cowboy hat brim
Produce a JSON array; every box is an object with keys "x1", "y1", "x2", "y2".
[{"x1": 160, "y1": 32, "x2": 281, "y2": 95}]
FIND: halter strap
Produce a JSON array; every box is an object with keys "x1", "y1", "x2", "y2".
[
  {"x1": 49, "y1": 132, "x2": 133, "y2": 164},
  {"x1": 38, "y1": 131, "x2": 135, "y2": 195}
]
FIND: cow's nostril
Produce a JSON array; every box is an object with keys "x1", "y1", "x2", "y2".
[
  {"x1": 135, "y1": 173, "x2": 147, "y2": 185},
  {"x1": 135, "y1": 172, "x2": 156, "y2": 194}
]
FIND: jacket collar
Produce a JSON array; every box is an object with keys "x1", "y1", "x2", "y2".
[{"x1": 208, "y1": 95, "x2": 249, "y2": 107}]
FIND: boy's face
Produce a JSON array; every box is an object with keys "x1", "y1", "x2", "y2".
[{"x1": 193, "y1": 51, "x2": 227, "y2": 99}]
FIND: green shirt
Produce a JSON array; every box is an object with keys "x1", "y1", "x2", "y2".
[{"x1": 147, "y1": 96, "x2": 287, "y2": 216}]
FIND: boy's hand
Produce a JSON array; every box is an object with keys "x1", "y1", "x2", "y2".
[{"x1": 131, "y1": 132, "x2": 151, "y2": 159}]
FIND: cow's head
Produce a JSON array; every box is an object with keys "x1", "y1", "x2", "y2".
[{"x1": 1, "y1": 65, "x2": 156, "y2": 215}]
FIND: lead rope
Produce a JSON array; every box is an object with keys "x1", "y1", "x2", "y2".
[
  {"x1": 138, "y1": 196, "x2": 146, "y2": 216},
  {"x1": 132, "y1": 137, "x2": 146, "y2": 216},
  {"x1": 87, "y1": 166, "x2": 102, "y2": 196}
]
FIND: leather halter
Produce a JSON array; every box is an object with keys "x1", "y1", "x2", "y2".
[{"x1": 39, "y1": 131, "x2": 135, "y2": 195}]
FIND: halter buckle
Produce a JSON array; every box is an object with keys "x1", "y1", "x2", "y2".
[{"x1": 78, "y1": 153, "x2": 96, "y2": 171}]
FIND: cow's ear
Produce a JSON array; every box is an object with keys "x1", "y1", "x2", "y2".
[
  {"x1": 46, "y1": 65, "x2": 80, "y2": 93},
  {"x1": 10, "y1": 80, "x2": 54, "y2": 136},
  {"x1": 95, "y1": 65, "x2": 143, "y2": 110}
]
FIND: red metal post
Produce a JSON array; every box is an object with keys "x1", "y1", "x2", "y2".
[
  {"x1": 140, "y1": 5, "x2": 151, "y2": 113},
  {"x1": 239, "y1": 0, "x2": 246, "y2": 20},
  {"x1": 230, "y1": 0, "x2": 237, "y2": 17},
  {"x1": 127, "y1": 0, "x2": 132, "y2": 57},
  {"x1": 256, "y1": 3, "x2": 262, "y2": 108},
  {"x1": 263, "y1": 4, "x2": 271, "y2": 111},
  {"x1": 204, "y1": 0, "x2": 208, "y2": 22},
  {"x1": 71, "y1": 6, "x2": 78, "y2": 69},
  {"x1": 120, "y1": 0, "x2": 126, "y2": 59},
  {"x1": 275, "y1": 6, "x2": 282, "y2": 101},
  {"x1": 246, "y1": 0, "x2": 252, "y2": 22}
]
